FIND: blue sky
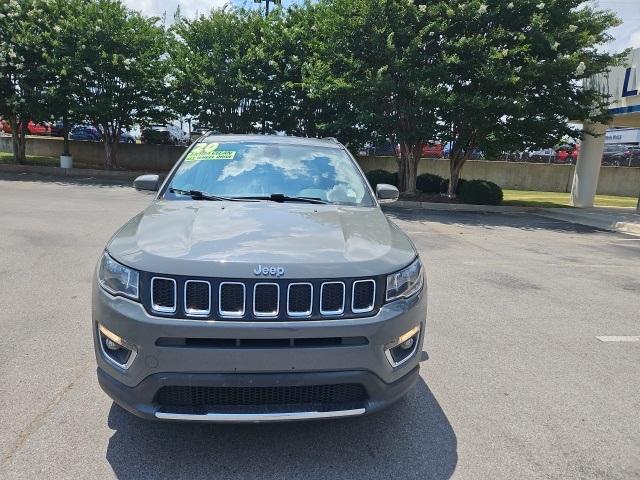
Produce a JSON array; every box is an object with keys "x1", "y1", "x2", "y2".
[{"x1": 123, "y1": 0, "x2": 639, "y2": 53}]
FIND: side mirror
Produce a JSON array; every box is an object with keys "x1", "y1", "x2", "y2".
[
  {"x1": 134, "y1": 174, "x2": 160, "y2": 192},
  {"x1": 376, "y1": 183, "x2": 399, "y2": 204}
]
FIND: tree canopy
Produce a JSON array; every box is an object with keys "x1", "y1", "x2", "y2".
[
  {"x1": 69, "y1": 0, "x2": 171, "y2": 168},
  {"x1": 0, "y1": 0, "x2": 57, "y2": 162},
  {"x1": 0, "y1": 0, "x2": 624, "y2": 184}
]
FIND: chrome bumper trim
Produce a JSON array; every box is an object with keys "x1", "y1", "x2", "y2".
[{"x1": 155, "y1": 408, "x2": 366, "y2": 422}]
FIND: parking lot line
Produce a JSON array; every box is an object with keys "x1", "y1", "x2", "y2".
[{"x1": 595, "y1": 336, "x2": 640, "y2": 342}]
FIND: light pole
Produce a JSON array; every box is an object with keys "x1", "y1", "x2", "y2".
[
  {"x1": 253, "y1": 0, "x2": 282, "y2": 134},
  {"x1": 253, "y1": 0, "x2": 282, "y2": 16}
]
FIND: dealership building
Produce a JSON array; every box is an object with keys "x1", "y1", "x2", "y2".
[
  {"x1": 573, "y1": 48, "x2": 640, "y2": 206},
  {"x1": 605, "y1": 127, "x2": 640, "y2": 145},
  {"x1": 571, "y1": 48, "x2": 640, "y2": 207}
]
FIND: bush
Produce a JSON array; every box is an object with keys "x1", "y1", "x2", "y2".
[
  {"x1": 440, "y1": 177, "x2": 468, "y2": 195},
  {"x1": 458, "y1": 179, "x2": 504, "y2": 205},
  {"x1": 416, "y1": 173, "x2": 444, "y2": 194},
  {"x1": 365, "y1": 169, "x2": 397, "y2": 188}
]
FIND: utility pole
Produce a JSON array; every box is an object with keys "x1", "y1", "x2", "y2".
[
  {"x1": 254, "y1": 0, "x2": 281, "y2": 134},
  {"x1": 254, "y1": 0, "x2": 281, "y2": 16}
]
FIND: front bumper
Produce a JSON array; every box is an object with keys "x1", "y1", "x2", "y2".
[
  {"x1": 93, "y1": 282, "x2": 427, "y2": 422},
  {"x1": 98, "y1": 366, "x2": 420, "y2": 422}
]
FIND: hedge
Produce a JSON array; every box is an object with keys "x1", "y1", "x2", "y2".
[
  {"x1": 416, "y1": 173, "x2": 444, "y2": 193},
  {"x1": 458, "y1": 179, "x2": 504, "y2": 205},
  {"x1": 365, "y1": 169, "x2": 398, "y2": 188},
  {"x1": 440, "y1": 178, "x2": 468, "y2": 195}
]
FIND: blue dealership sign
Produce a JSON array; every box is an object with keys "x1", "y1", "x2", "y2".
[{"x1": 622, "y1": 67, "x2": 638, "y2": 98}]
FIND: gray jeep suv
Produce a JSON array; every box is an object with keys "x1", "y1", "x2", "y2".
[{"x1": 93, "y1": 134, "x2": 427, "y2": 422}]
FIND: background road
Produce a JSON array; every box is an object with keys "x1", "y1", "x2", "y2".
[{"x1": 0, "y1": 173, "x2": 638, "y2": 479}]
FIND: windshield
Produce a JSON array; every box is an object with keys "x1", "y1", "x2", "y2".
[{"x1": 163, "y1": 141, "x2": 374, "y2": 206}]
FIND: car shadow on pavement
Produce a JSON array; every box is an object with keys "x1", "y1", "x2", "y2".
[{"x1": 105, "y1": 377, "x2": 457, "y2": 480}]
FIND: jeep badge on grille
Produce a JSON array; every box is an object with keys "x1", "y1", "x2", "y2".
[{"x1": 254, "y1": 265, "x2": 285, "y2": 277}]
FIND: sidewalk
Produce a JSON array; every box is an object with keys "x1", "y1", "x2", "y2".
[{"x1": 536, "y1": 207, "x2": 640, "y2": 236}]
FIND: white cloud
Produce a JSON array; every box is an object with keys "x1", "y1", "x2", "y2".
[
  {"x1": 122, "y1": 0, "x2": 229, "y2": 20},
  {"x1": 592, "y1": 0, "x2": 640, "y2": 53}
]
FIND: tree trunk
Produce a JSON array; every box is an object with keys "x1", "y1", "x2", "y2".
[
  {"x1": 10, "y1": 119, "x2": 27, "y2": 164},
  {"x1": 104, "y1": 140, "x2": 119, "y2": 170},
  {"x1": 447, "y1": 139, "x2": 477, "y2": 197},
  {"x1": 397, "y1": 141, "x2": 422, "y2": 195},
  {"x1": 103, "y1": 126, "x2": 119, "y2": 170},
  {"x1": 447, "y1": 156, "x2": 464, "y2": 197}
]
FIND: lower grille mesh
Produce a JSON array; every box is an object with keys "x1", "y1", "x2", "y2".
[{"x1": 156, "y1": 384, "x2": 367, "y2": 411}]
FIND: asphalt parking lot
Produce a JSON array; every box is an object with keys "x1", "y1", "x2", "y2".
[{"x1": 0, "y1": 173, "x2": 639, "y2": 480}]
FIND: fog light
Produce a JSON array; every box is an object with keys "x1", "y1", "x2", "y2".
[
  {"x1": 104, "y1": 337, "x2": 121, "y2": 351},
  {"x1": 98, "y1": 324, "x2": 137, "y2": 369},
  {"x1": 385, "y1": 325, "x2": 420, "y2": 367},
  {"x1": 399, "y1": 337, "x2": 415, "y2": 350}
]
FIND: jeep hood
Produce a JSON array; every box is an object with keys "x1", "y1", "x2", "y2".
[{"x1": 107, "y1": 200, "x2": 416, "y2": 278}]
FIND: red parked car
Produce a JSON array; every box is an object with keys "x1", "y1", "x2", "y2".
[
  {"x1": 0, "y1": 120, "x2": 51, "y2": 136},
  {"x1": 421, "y1": 143, "x2": 444, "y2": 158},
  {"x1": 394, "y1": 142, "x2": 444, "y2": 158},
  {"x1": 555, "y1": 144, "x2": 580, "y2": 164}
]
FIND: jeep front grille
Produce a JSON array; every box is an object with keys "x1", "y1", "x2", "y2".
[
  {"x1": 352, "y1": 279, "x2": 376, "y2": 313},
  {"x1": 287, "y1": 283, "x2": 313, "y2": 316},
  {"x1": 143, "y1": 276, "x2": 379, "y2": 321},
  {"x1": 184, "y1": 280, "x2": 210, "y2": 316},
  {"x1": 219, "y1": 282, "x2": 245, "y2": 317},
  {"x1": 151, "y1": 277, "x2": 176, "y2": 313},
  {"x1": 253, "y1": 283, "x2": 279, "y2": 317},
  {"x1": 320, "y1": 282, "x2": 345, "y2": 315}
]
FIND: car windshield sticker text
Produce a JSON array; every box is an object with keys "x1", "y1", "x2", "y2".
[{"x1": 185, "y1": 143, "x2": 237, "y2": 161}]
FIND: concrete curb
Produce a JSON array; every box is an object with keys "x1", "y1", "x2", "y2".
[
  {"x1": 392, "y1": 200, "x2": 539, "y2": 213},
  {"x1": 0, "y1": 163, "x2": 142, "y2": 181}
]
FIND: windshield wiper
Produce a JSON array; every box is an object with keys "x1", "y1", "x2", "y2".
[
  {"x1": 237, "y1": 194, "x2": 329, "y2": 205},
  {"x1": 169, "y1": 188, "x2": 252, "y2": 202}
]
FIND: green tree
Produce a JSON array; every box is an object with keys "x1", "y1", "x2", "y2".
[
  {"x1": 43, "y1": 0, "x2": 89, "y2": 158},
  {"x1": 306, "y1": 0, "x2": 443, "y2": 194},
  {"x1": 171, "y1": 8, "x2": 265, "y2": 133},
  {"x1": 171, "y1": 3, "x2": 337, "y2": 138},
  {"x1": 439, "y1": 0, "x2": 623, "y2": 196},
  {"x1": 0, "y1": 0, "x2": 55, "y2": 163},
  {"x1": 71, "y1": 0, "x2": 171, "y2": 169}
]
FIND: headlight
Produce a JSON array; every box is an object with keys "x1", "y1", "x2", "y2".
[
  {"x1": 386, "y1": 258, "x2": 423, "y2": 302},
  {"x1": 98, "y1": 252, "x2": 139, "y2": 300}
]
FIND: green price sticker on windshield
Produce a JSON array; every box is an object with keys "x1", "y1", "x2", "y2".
[
  {"x1": 186, "y1": 150, "x2": 236, "y2": 161},
  {"x1": 185, "y1": 143, "x2": 236, "y2": 161}
]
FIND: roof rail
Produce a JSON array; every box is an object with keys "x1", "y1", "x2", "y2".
[{"x1": 323, "y1": 137, "x2": 340, "y2": 144}]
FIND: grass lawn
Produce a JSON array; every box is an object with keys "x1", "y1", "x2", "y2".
[
  {"x1": 0, "y1": 152, "x2": 61, "y2": 166},
  {"x1": 502, "y1": 189, "x2": 638, "y2": 208}
]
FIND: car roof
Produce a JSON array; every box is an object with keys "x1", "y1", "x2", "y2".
[{"x1": 200, "y1": 134, "x2": 344, "y2": 149}]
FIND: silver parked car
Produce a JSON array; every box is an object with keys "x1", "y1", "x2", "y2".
[{"x1": 93, "y1": 134, "x2": 427, "y2": 422}]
